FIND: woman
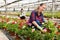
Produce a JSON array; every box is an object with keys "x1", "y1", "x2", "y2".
[{"x1": 28, "y1": 3, "x2": 46, "y2": 32}]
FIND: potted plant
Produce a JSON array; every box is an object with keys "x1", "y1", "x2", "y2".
[
  {"x1": 42, "y1": 19, "x2": 58, "y2": 40},
  {"x1": 6, "y1": 23, "x2": 19, "y2": 36}
]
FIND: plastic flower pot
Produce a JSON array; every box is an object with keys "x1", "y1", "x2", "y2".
[
  {"x1": 15, "y1": 34, "x2": 20, "y2": 40},
  {"x1": 3, "y1": 27, "x2": 7, "y2": 31},
  {"x1": 26, "y1": 37, "x2": 30, "y2": 40},
  {"x1": 9, "y1": 31, "x2": 15, "y2": 36}
]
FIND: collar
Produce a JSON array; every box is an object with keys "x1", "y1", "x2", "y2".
[{"x1": 35, "y1": 11, "x2": 43, "y2": 16}]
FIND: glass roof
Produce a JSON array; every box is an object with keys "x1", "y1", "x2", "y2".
[
  {"x1": 0, "y1": 0, "x2": 39, "y2": 11},
  {"x1": 0, "y1": 0, "x2": 60, "y2": 11}
]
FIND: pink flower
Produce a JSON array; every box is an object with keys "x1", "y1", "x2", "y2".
[
  {"x1": 32, "y1": 29, "x2": 35, "y2": 32},
  {"x1": 43, "y1": 28, "x2": 47, "y2": 32},
  {"x1": 18, "y1": 17, "x2": 20, "y2": 20},
  {"x1": 12, "y1": 21, "x2": 17, "y2": 24}
]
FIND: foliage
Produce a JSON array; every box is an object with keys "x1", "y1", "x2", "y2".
[
  {"x1": 44, "y1": 11, "x2": 60, "y2": 18},
  {"x1": 6, "y1": 23, "x2": 19, "y2": 32},
  {"x1": 41, "y1": 19, "x2": 58, "y2": 40},
  {"x1": 42, "y1": 20, "x2": 57, "y2": 33},
  {"x1": 18, "y1": 27, "x2": 44, "y2": 40},
  {"x1": 0, "y1": 22, "x2": 6, "y2": 28}
]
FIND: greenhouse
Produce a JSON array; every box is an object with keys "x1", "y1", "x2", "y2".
[{"x1": 0, "y1": 0, "x2": 60, "y2": 40}]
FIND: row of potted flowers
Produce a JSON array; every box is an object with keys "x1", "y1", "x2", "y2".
[{"x1": 0, "y1": 16, "x2": 60, "y2": 40}]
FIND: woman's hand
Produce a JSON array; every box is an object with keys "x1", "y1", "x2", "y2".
[{"x1": 41, "y1": 28, "x2": 47, "y2": 33}]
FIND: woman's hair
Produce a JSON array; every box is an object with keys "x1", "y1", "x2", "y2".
[
  {"x1": 35, "y1": 3, "x2": 45, "y2": 11},
  {"x1": 40, "y1": 3, "x2": 45, "y2": 6}
]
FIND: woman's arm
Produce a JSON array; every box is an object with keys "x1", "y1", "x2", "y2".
[
  {"x1": 32, "y1": 21, "x2": 47, "y2": 33},
  {"x1": 32, "y1": 21, "x2": 43, "y2": 30}
]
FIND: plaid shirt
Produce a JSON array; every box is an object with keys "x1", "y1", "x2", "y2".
[{"x1": 29, "y1": 10, "x2": 45, "y2": 26}]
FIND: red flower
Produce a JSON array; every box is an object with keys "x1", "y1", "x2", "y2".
[
  {"x1": 47, "y1": 29, "x2": 51, "y2": 33},
  {"x1": 56, "y1": 32, "x2": 60, "y2": 35},
  {"x1": 19, "y1": 22, "x2": 24, "y2": 27},
  {"x1": 6, "y1": 18, "x2": 9, "y2": 22},
  {"x1": 2, "y1": 20, "x2": 4, "y2": 23},
  {"x1": 54, "y1": 22, "x2": 57, "y2": 26},
  {"x1": 47, "y1": 18, "x2": 49, "y2": 20},
  {"x1": 57, "y1": 25, "x2": 60, "y2": 28}
]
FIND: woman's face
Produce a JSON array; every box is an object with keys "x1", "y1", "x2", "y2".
[{"x1": 39, "y1": 4, "x2": 46, "y2": 12}]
